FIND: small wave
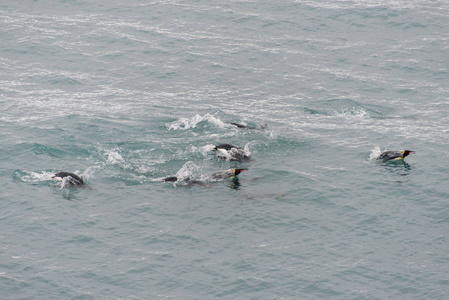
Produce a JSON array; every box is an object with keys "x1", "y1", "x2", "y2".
[
  {"x1": 167, "y1": 113, "x2": 228, "y2": 130},
  {"x1": 81, "y1": 165, "x2": 101, "y2": 182},
  {"x1": 304, "y1": 98, "x2": 385, "y2": 119},
  {"x1": 31, "y1": 143, "x2": 66, "y2": 158},
  {"x1": 46, "y1": 76, "x2": 82, "y2": 87},
  {"x1": 336, "y1": 106, "x2": 371, "y2": 118}
]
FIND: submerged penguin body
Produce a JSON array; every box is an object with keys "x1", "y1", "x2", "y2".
[{"x1": 230, "y1": 122, "x2": 267, "y2": 130}]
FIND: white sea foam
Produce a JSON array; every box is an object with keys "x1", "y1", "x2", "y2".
[
  {"x1": 18, "y1": 170, "x2": 56, "y2": 183},
  {"x1": 167, "y1": 113, "x2": 228, "y2": 130},
  {"x1": 334, "y1": 107, "x2": 370, "y2": 119},
  {"x1": 199, "y1": 144, "x2": 216, "y2": 152},
  {"x1": 105, "y1": 149, "x2": 125, "y2": 165},
  {"x1": 175, "y1": 161, "x2": 201, "y2": 181},
  {"x1": 59, "y1": 176, "x2": 77, "y2": 189}
]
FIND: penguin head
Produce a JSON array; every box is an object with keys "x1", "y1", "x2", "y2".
[
  {"x1": 232, "y1": 169, "x2": 247, "y2": 176},
  {"x1": 403, "y1": 150, "x2": 415, "y2": 157}
]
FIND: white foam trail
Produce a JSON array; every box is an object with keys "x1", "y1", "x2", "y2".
[
  {"x1": 20, "y1": 170, "x2": 55, "y2": 183},
  {"x1": 168, "y1": 113, "x2": 228, "y2": 130}
]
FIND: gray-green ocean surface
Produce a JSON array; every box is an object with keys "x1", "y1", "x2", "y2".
[{"x1": 1, "y1": 0, "x2": 448, "y2": 299}]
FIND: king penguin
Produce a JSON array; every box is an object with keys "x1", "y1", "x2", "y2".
[{"x1": 377, "y1": 150, "x2": 415, "y2": 162}]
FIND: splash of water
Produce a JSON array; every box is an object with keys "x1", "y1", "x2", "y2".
[
  {"x1": 167, "y1": 113, "x2": 228, "y2": 130},
  {"x1": 13, "y1": 170, "x2": 55, "y2": 183},
  {"x1": 175, "y1": 161, "x2": 201, "y2": 181},
  {"x1": 105, "y1": 148, "x2": 125, "y2": 165},
  {"x1": 369, "y1": 146, "x2": 383, "y2": 160}
]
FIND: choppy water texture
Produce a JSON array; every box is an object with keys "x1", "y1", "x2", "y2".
[{"x1": 1, "y1": 0, "x2": 449, "y2": 299}]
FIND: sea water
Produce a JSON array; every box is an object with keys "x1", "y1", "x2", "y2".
[{"x1": 1, "y1": 0, "x2": 449, "y2": 299}]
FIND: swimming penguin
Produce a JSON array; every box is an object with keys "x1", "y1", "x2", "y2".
[
  {"x1": 213, "y1": 144, "x2": 251, "y2": 162},
  {"x1": 211, "y1": 168, "x2": 247, "y2": 179},
  {"x1": 52, "y1": 171, "x2": 90, "y2": 188},
  {"x1": 162, "y1": 168, "x2": 247, "y2": 182},
  {"x1": 377, "y1": 150, "x2": 415, "y2": 162},
  {"x1": 230, "y1": 122, "x2": 267, "y2": 130}
]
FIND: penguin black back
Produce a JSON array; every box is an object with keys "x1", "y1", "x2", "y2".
[
  {"x1": 53, "y1": 171, "x2": 85, "y2": 187},
  {"x1": 213, "y1": 144, "x2": 241, "y2": 151},
  {"x1": 163, "y1": 176, "x2": 178, "y2": 182}
]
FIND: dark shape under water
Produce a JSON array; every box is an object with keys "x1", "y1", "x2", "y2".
[
  {"x1": 377, "y1": 150, "x2": 415, "y2": 162},
  {"x1": 162, "y1": 176, "x2": 178, "y2": 182},
  {"x1": 230, "y1": 122, "x2": 267, "y2": 130}
]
